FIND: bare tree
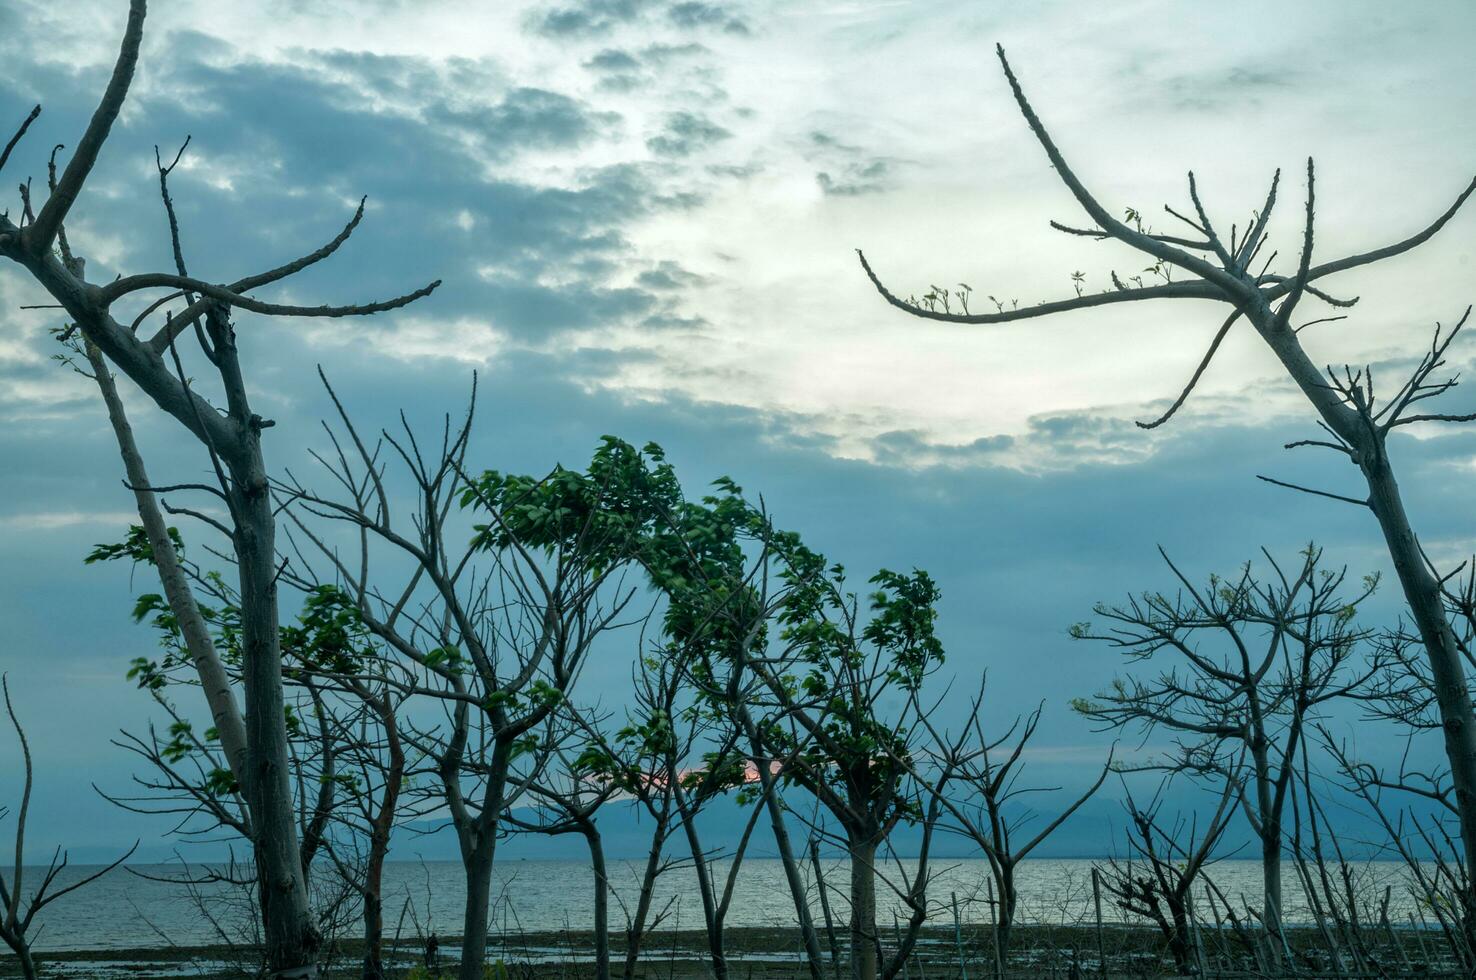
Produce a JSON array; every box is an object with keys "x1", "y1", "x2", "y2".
[
  {"x1": 0, "y1": 677, "x2": 138, "y2": 980},
  {"x1": 859, "y1": 43, "x2": 1476, "y2": 901},
  {"x1": 1071, "y1": 546, "x2": 1376, "y2": 957},
  {"x1": 1322, "y1": 727, "x2": 1475, "y2": 972},
  {"x1": 0, "y1": 3, "x2": 437, "y2": 973},
  {"x1": 916, "y1": 682, "x2": 1111, "y2": 965},
  {"x1": 1097, "y1": 778, "x2": 1239, "y2": 975}
]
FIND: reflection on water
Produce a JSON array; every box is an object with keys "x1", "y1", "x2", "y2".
[{"x1": 19, "y1": 857, "x2": 1431, "y2": 951}]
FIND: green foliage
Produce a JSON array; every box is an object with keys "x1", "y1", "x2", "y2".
[
  {"x1": 84, "y1": 523, "x2": 185, "y2": 567},
  {"x1": 279, "y1": 585, "x2": 372, "y2": 675},
  {"x1": 460, "y1": 436, "x2": 682, "y2": 571}
]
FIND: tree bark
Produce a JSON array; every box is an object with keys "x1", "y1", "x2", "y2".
[
  {"x1": 585, "y1": 825, "x2": 612, "y2": 980},
  {"x1": 458, "y1": 828, "x2": 499, "y2": 980},
  {"x1": 995, "y1": 864, "x2": 1018, "y2": 965},
  {"x1": 230, "y1": 447, "x2": 321, "y2": 978},
  {"x1": 749, "y1": 744, "x2": 827, "y2": 980},
  {"x1": 1261, "y1": 315, "x2": 1476, "y2": 905},
  {"x1": 848, "y1": 837, "x2": 878, "y2": 980},
  {"x1": 362, "y1": 697, "x2": 403, "y2": 980},
  {"x1": 676, "y1": 790, "x2": 728, "y2": 980},
  {"x1": 622, "y1": 804, "x2": 671, "y2": 980},
  {"x1": 85, "y1": 343, "x2": 251, "y2": 792},
  {"x1": 1261, "y1": 828, "x2": 1284, "y2": 964}
]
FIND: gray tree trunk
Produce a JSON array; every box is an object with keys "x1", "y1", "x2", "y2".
[
  {"x1": 458, "y1": 829, "x2": 499, "y2": 980},
  {"x1": 622, "y1": 804, "x2": 671, "y2": 980},
  {"x1": 85, "y1": 343, "x2": 251, "y2": 793},
  {"x1": 230, "y1": 446, "x2": 320, "y2": 977},
  {"x1": 1260, "y1": 313, "x2": 1476, "y2": 898},
  {"x1": 585, "y1": 826, "x2": 612, "y2": 980},
  {"x1": 848, "y1": 838, "x2": 878, "y2": 980}
]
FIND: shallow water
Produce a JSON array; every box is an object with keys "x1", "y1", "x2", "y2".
[{"x1": 17, "y1": 857, "x2": 1432, "y2": 952}]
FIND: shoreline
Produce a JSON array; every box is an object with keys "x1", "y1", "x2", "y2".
[{"x1": 6, "y1": 923, "x2": 1470, "y2": 979}]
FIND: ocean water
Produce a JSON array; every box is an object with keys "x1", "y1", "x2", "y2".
[{"x1": 18, "y1": 857, "x2": 1430, "y2": 952}]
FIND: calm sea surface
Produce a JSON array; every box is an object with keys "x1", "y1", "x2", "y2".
[{"x1": 19, "y1": 857, "x2": 1431, "y2": 952}]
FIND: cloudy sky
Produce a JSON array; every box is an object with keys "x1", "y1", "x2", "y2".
[{"x1": 0, "y1": 0, "x2": 1473, "y2": 859}]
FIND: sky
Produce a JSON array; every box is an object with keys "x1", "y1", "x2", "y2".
[{"x1": 0, "y1": 0, "x2": 1474, "y2": 862}]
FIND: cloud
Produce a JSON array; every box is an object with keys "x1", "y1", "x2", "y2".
[
  {"x1": 529, "y1": 0, "x2": 748, "y2": 39},
  {"x1": 584, "y1": 48, "x2": 640, "y2": 72},
  {"x1": 429, "y1": 86, "x2": 621, "y2": 158},
  {"x1": 0, "y1": 511, "x2": 141, "y2": 531},
  {"x1": 646, "y1": 110, "x2": 731, "y2": 157},
  {"x1": 529, "y1": 0, "x2": 655, "y2": 38},
  {"x1": 665, "y1": 2, "x2": 750, "y2": 35}
]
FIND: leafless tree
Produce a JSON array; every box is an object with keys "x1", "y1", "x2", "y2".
[
  {"x1": 0, "y1": 3, "x2": 437, "y2": 973},
  {"x1": 1321, "y1": 727, "x2": 1474, "y2": 972},
  {"x1": 859, "y1": 43, "x2": 1476, "y2": 906},
  {"x1": 1097, "y1": 778, "x2": 1239, "y2": 975},
  {"x1": 0, "y1": 676, "x2": 138, "y2": 980},
  {"x1": 914, "y1": 681, "x2": 1111, "y2": 965},
  {"x1": 1071, "y1": 546, "x2": 1376, "y2": 957},
  {"x1": 565, "y1": 665, "x2": 691, "y2": 980}
]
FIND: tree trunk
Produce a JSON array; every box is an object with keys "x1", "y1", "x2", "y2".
[
  {"x1": 750, "y1": 751, "x2": 826, "y2": 980},
  {"x1": 996, "y1": 865, "x2": 1018, "y2": 965},
  {"x1": 585, "y1": 825, "x2": 612, "y2": 980},
  {"x1": 1167, "y1": 897, "x2": 1192, "y2": 975},
  {"x1": 86, "y1": 343, "x2": 252, "y2": 790},
  {"x1": 362, "y1": 704, "x2": 401, "y2": 980},
  {"x1": 623, "y1": 807, "x2": 670, "y2": 980},
  {"x1": 1262, "y1": 315, "x2": 1476, "y2": 904},
  {"x1": 10, "y1": 942, "x2": 38, "y2": 980},
  {"x1": 677, "y1": 794, "x2": 728, "y2": 980},
  {"x1": 1365, "y1": 458, "x2": 1476, "y2": 882},
  {"x1": 848, "y1": 837, "x2": 878, "y2": 980},
  {"x1": 230, "y1": 448, "x2": 320, "y2": 979},
  {"x1": 458, "y1": 829, "x2": 498, "y2": 980},
  {"x1": 1261, "y1": 829, "x2": 1284, "y2": 965}
]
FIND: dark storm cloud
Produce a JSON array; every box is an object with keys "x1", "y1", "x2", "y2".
[
  {"x1": 635, "y1": 259, "x2": 705, "y2": 290},
  {"x1": 429, "y1": 87, "x2": 621, "y2": 156},
  {"x1": 0, "y1": 41, "x2": 716, "y2": 354}
]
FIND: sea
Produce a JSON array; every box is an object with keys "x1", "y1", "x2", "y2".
[{"x1": 17, "y1": 857, "x2": 1434, "y2": 952}]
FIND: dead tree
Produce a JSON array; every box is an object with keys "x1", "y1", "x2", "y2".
[
  {"x1": 1071, "y1": 546, "x2": 1376, "y2": 957},
  {"x1": 0, "y1": 3, "x2": 437, "y2": 974},
  {"x1": 859, "y1": 43, "x2": 1476, "y2": 905},
  {"x1": 0, "y1": 677, "x2": 137, "y2": 980},
  {"x1": 914, "y1": 681, "x2": 1111, "y2": 965},
  {"x1": 1097, "y1": 778, "x2": 1239, "y2": 975},
  {"x1": 1322, "y1": 727, "x2": 1475, "y2": 972}
]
